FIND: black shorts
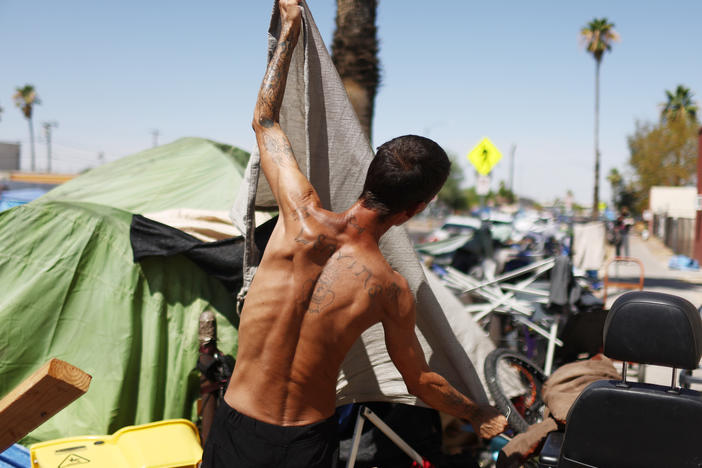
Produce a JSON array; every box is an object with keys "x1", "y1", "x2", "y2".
[{"x1": 201, "y1": 402, "x2": 339, "y2": 468}]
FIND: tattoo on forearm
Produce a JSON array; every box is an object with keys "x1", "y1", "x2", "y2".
[
  {"x1": 256, "y1": 37, "x2": 296, "y2": 128},
  {"x1": 262, "y1": 132, "x2": 295, "y2": 167}
]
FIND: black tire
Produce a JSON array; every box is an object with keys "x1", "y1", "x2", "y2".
[{"x1": 484, "y1": 348, "x2": 548, "y2": 434}]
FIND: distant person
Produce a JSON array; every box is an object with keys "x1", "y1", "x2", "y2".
[
  {"x1": 201, "y1": 1, "x2": 506, "y2": 467},
  {"x1": 615, "y1": 210, "x2": 633, "y2": 257}
]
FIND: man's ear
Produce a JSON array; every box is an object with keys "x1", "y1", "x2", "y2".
[
  {"x1": 408, "y1": 201, "x2": 428, "y2": 218},
  {"x1": 395, "y1": 201, "x2": 427, "y2": 225}
]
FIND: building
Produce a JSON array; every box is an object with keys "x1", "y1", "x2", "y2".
[{"x1": 0, "y1": 142, "x2": 20, "y2": 171}]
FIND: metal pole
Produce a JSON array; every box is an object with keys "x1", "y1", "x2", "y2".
[
  {"x1": 544, "y1": 321, "x2": 559, "y2": 376},
  {"x1": 361, "y1": 407, "x2": 424, "y2": 465},
  {"x1": 509, "y1": 144, "x2": 516, "y2": 193},
  {"x1": 151, "y1": 129, "x2": 160, "y2": 148},
  {"x1": 42, "y1": 121, "x2": 57, "y2": 173},
  {"x1": 345, "y1": 411, "x2": 366, "y2": 468}
]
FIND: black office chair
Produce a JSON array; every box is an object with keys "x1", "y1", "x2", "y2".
[{"x1": 539, "y1": 290, "x2": 702, "y2": 468}]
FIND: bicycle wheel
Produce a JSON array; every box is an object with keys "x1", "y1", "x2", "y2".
[{"x1": 484, "y1": 348, "x2": 548, "y2": 434}]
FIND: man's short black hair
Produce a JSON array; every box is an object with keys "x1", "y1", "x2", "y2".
[{"x1": 359, "y1": 135, "x2": 450, "y2": 216}]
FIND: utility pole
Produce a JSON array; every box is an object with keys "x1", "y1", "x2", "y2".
[
  {"x1": 509, "y1": 144, "x2": 516, "y2": 193},
  {"x1": 42, "y1": 121, "x2": 58, "y2": 173},
  {"x1": 151, "y1": 129, "x2": 160, "y2": 148}
]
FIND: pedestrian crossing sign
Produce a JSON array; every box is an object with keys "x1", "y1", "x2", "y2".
[{"x1": 467, "y1": 137, "x2": 502, "y2": 175}]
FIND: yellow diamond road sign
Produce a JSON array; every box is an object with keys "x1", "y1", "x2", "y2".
[{"x1": 467, "y1": 137, "x2": 502, "y2": 175}]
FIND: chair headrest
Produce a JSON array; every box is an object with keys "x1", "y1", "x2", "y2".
[{"x1": 604, "y1": 291, "x2": 702, "y2": 369}]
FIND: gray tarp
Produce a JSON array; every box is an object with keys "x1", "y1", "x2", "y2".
[{"x1": 230, "y1": 0, "x2": 492, "y2": 406}]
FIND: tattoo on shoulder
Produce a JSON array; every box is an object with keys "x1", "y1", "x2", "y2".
[
  {"x1": 386, "y1": 282, "x2": 401, "y2": 299},
  {"x1": 348, "y1": 216, "x2": 365, "y2": 233},
  {"x1": 291, "y1": 206, "x2": 311, "y2": 221},
  {"x1": 295, "y1": 226, "x2": 312, "y2": 245},
  {"x1": 299, "y1": 269, "x2": 337, "y2": 314},
  {"x1": 313, "y1": 234, "x2": 337, "y2": 256},
  {"x1": 368, "y1": 283, "x2": 383, "y2": 297}
]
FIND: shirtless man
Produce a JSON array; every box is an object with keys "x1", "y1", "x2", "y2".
[{"x1": 202, "y1": 1, "x2": 507, "y2": 466}]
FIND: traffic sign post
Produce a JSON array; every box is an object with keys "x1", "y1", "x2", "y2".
[
  {"x1": 467, "y1": 137, "x2": 502, "y2": 176},
  {"x1": 467, "y1": 138, "x2": 502, "y2": 213}
]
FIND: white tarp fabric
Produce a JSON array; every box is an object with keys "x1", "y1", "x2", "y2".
[
  {"x1": 230, "y1": 0, "x2": 491, "y2": 406},
  {"x1": 573, "y1": 222, "x2": 606, "y2": 271}
]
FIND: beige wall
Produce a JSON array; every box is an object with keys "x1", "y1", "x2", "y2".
[{"x1": 649, "y1": 186, "x2": 697, "y2": 219}]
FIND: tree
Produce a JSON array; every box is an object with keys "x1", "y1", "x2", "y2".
[
  {"x1": 13, "y1": 84, "x2": 41, "y2": 171},
  {"x1": 628, "y1": 117, "x2": 697, "y2": 212},
  {"x1": 332, "y1": 0, "x2": 380, "y2": 142},
  {"x1": 606, "y1": 167, "x2": 639, "y2": 214},
  {"x1": 661, "y1": 85, "x2": 698, "y2": 123},
  {"x1": 437, "y1": 156, "x2": 468, "y2": 212},
  {"x1": 496, "y1": 180, "x2": 516, "y2": 204},
  {"x1": 580, "y1": 18, "x2": 619, "y2": 217}
]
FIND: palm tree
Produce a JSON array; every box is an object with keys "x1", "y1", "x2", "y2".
[
  {"x1": 332, "y1": 0, "x2": 380, "y2": 142},
  {"x1": 13, "y1": 84, "x2": 41, "y2": 171},
  {"x1": 661, "y1": 85, "x2": 698, "y2": 122},
  {"x1": 580, "y1": 18, "x2": 619, "y2": 217}
]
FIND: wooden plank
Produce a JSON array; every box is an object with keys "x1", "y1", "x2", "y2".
[
  {"x1": 9, "y1": 172, "x2": 76, "y2": 184},
  {"x1": 0, "y1": 359, "x2": 91, "y2": 452}
]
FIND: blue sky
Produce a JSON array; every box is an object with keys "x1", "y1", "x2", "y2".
[{"x1": 1, "y1": 0, "x2": 700, "y2": 205}]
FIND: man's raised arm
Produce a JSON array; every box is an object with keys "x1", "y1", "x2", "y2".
[
  {"x1": 381, "y1": 288, "x2": 508, "y2": 439},
  {"x1": 252, "y1": 0, "x2": 318, "y2": 215}
]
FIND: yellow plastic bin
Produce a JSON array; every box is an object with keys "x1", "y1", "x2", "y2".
[{"x1": 30, "y1": 419, "x2": 202, "y2": 468}]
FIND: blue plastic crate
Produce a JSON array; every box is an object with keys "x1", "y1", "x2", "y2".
[{"x1": 0, "y1": 444, "x2": 30, "y2": 468}]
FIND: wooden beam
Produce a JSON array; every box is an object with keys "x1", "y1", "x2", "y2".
[
  {"x1": 0, "y1": 359, "x2": 91, "y2": 452},
  {"x1": 9, "y1": 172, "x2": 76, "y2": 184}
]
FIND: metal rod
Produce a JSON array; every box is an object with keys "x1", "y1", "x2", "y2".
[
  {"x1": 621, "y1": 363, "x2": 628, "y2": 384},
  {"x1": 512, "y1": 315, "x2": 564, "y2": 347},
  {"x1": 544, "y1": 321, "x2": 559, "y2": 375},
  {"x1": 345, "y1": 409, "x2": 366, "y2": 468},
  {"x1": 362, "y1": 407, "x2": 424, "y2": 465},
  {"x1": 461, "y1": 258, "x2": 556, "y2": 293},
  {"x1": 671, "y1": 368, "x2": 677, "y2": 390}
]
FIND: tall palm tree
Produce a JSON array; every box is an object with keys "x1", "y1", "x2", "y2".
[
  {"x1": 13, "y1": 84, "x2": 41, "y2": 171},
  {"x1": 580, "y1": 18, "x2": 619, "y2": 217},
  {"x1": 661, "y1": 85, "x2": 698, "y2": 122},
  {"x1": 332, "y1": 0, "x2": 380, "y2": 142}
]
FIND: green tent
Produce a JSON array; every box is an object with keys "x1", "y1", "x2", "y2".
[
  {"x1": 41, "y1": 137, "x2": 250, "y2": 213},
  {"x1": 0, "y1": 138, "x2": 248, "y2": 444}
]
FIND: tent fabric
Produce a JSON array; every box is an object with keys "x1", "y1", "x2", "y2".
[
  {"x1": 0, "y1": 201, "x2": 239, "y2": 444},
  {"x1": 130, "y1": 214, "x2": 278, "y2": 298},
  {"x1": 230, "y1": 0, "x2": 490, "y2": 406},
  {"x1": 40, "y1": 137, "x2": 249, "y2": 214}
]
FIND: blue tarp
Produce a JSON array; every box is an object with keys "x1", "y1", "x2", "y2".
[{"x1": 0, "y1": 188, "x2": 49, "y2": 212}]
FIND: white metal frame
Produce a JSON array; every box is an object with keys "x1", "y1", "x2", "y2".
[
  {"x1": 346, "y1": 406, "x2": 425, "y2": 468},
  {"x1": 437, "y1": 258, "x2": 563, "y2": 374}
]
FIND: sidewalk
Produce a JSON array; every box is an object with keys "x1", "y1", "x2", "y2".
[
  {"x1": 602, "y1": 233, "x2": 702, "y2": 307},
  {"x1": 600, "y1": 233, "x2": 702, "y2": 389}
]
